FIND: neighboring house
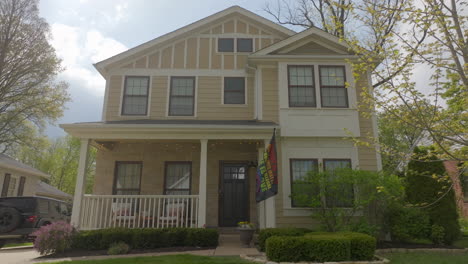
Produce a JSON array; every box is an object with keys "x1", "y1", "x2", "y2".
[
  {"x1": 61, "y1": 6, "x2": 381, "y2": 230},
  {"x1": 0, "y1": 154, "x2": 50, "y2": 197},
  {"x1": 36, "y1": 181, "x2": 73, "y2": 201}
]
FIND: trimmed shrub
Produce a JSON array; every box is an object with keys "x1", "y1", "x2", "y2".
[
  {"x1": 32, "y1": 221, "x2": 76, "y2": 255},
  {"x1": 430, "y1": 225, "x2": 445, "y2": 245},
  {"x1": 258, "y1": 227, "x2": 310, "y2": 251},
  {"x1": 386, "y1": 205, "x2": 431, "y2": 242},
  {"x1": 107, "y1": 242, "x2": 130, "y2": 255},
  {"x1": 265, "y1": 236, "x2": 308, "y2": 262},
  {"x1": 72, "y1": 228, "x2": 218, "y2": 251},
  {"x1": 340, "y1": 232, "x2": 376, "y2": 260}
]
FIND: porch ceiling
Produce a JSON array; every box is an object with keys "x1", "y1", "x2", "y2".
[{"x1": 60, "y1": 120, "x2": 278, "y2": 140}]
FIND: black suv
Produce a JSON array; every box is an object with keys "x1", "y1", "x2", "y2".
[{"x1": 0, "y1": 196, "x2": 71, "y2": 248}]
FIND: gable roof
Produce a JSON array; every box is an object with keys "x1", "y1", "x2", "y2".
[
  {"x1": 0, "y1": 154, "x2": 49, "y2": 178},
  {"x1": 36, "y1": 181, "x2": 72, "y2": 200},
  {"x1": 250, "y1": 26, "x2": 351, "y2": 57},
  {"x1": 94, "y1": 5, "x2": 296, "y2": 76}
]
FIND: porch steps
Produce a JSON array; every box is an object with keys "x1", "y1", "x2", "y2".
[{"x1": 217, "y1": 227, "x2": 258, "y2": 247}]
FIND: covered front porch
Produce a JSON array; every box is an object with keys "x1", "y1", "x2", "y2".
[{"x1": 61, "y1": 120, "x2": 278, "y2": 230}]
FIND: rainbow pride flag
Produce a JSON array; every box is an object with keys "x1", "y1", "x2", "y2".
[{"x1": 256, "y1": 129, "x2": 278, "y2": 202}]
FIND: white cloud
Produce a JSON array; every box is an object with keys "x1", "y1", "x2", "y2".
[{"x1": 50, "y1": 23, "x2": 127, "y2": 96}]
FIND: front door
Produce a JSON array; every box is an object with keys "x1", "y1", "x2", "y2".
[{"x1": 219, "y1": 162, "x2": 249, "y2": 227}]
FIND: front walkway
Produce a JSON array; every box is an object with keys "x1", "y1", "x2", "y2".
[{"x1": 1, "y1": 234, "x2": 260, "y2": 263}]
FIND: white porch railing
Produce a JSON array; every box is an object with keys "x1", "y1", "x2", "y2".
[{"x1": 79, "y1": 195, "x2": 199, "y2": 230}]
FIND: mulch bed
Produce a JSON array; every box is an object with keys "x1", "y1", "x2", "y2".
[
  {"x1": 377, "y1": 241, "x2": 463, "y2": 249},
  {"x1": 38, "y1": 246, "x2": 216, "y2": 259}
]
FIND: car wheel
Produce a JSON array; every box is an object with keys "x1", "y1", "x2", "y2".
[{"x1": 0, "y1": 207, "x2": 21, "y2": 233}]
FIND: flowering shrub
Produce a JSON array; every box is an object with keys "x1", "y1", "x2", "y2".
[{"x1": 32, "y1": 221, "x2": 76, "y2": 255}]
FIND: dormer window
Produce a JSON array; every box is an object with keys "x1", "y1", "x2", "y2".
[
  {"x1": 121, "y1": 76, "x2": 149, "y2": 116},
  {"x1": 218, "y1": 38, "x2": 253, "y2": 52},
  {"x1": 218, "y1": 38, "x2": 234, "y2": 52}
]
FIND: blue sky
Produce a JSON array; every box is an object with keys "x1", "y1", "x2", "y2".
[{"x1": 39, "y1": 0, "x2": 288, "y2": 137}]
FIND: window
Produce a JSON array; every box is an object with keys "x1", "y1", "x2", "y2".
[
  {"x1": 7, "y1": 176, "x2": 17, "y2": 197},
  {"x1": 113, "y1": 162, "x2": 142, "y2": 195},
  {"x1": 169, "y1": 77, "x2": 195, "y2": 116},
  {"x1": 17, "y1": 176, "x2": 26, "y2": 196},
  {"x1": 122, "y1": 76, "x2": 149, "y2": 115},
  {"x1": 1, "y1": 173, "x2": 11, "y2": 197},
  {"x1": 323, "y1": 159, "x2": 353, "y2": 207},
  {"x1": 218, "y1": 38, "x2": 234, "y2": 52},
  {"x1": 224, "y1": 77, "x2": 245, "y2": 104},
  {"x1": 237, "y1": 38, "x2": 253, "y2": 52},
  {"x1": 290, "y1": 159, "x2": 319, "y2": 207},
  {"x1": 164, "y1": 162, "x2": 191, "y2": 195},
  {"x1": 288, "y1": 66, "x2": 316, "y2": 107},
  {"x1": 38, "y1": 199, "x2": 49, "y2": 214},
  {"x1": 319, "y1": 66, "x2": 348, "y2": 107}
]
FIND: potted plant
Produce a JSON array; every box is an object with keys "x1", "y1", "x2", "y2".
[{"x1": 237, "y1": 221, "x2": 255, "y2": 247}]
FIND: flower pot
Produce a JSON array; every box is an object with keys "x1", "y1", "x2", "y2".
[{"x1": 237, "y1": 227, "x2": 255, "y2": 247}]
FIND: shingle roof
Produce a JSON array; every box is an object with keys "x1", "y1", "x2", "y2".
[
  {"x1": 0, "y1": 154, "x2": 49, "y2": 178},
  {"x1": 36, "y1": 181, "x2": 72, "y2": 200}
]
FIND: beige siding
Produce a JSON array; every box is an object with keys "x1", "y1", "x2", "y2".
[
  {"x1": 279, "y1": 42, "x2": 342, "y2": 55},
  {"x1": 148, "y1": 52, "x2": 159, "y2": 68},
  {"x1": 135, "y1": 57, "x2": 147, "y2": 68},
  {"x1": 173, "y1": 41, "x2": 185, "y2": 68},
  {"x1": 224, "y1": 20, "x2": 234, "y2": 33},
  {"x1": 262, "y1": 68, "x2": 279, "y2": 123},
  {"x1": 223, "y1": 55, "x2": 234, "y2": 69},
  {"x1": 237, "y1": 55, "x2": 247, "y2": 69},
  {"x1": 94, "y1": 140, "x2": 258, "y2": 227},
  {"x1": 161, "y1": 46, "x2": 172, "y2": 68},
  {"x1": 0, "y1": 168, "x2": 40, "y2": 197},
  {"x1": 199, "y1": 38, "x2": 210, "y2": 69},
  {"x1": 197, "y1": 76, "x2": 254, "y2": 120},
  {"x1": 186, "y1": 38, "x2": 198, "y2": 68},
  {"x1": 261, "y1": 38, "x2": 272, "y2": 49},
  {"x1": 237, "y1": 20, "x2": 247, "y2": 33},
  {"x1": 105, "y1": 75, "x2": 123, "y2": 120},
  {"x1": 150, "y1": 76, "x2": 168, "y2": 117},
  {"x1": 211, "y1": 38, "x2": 221, "y2": 69}
]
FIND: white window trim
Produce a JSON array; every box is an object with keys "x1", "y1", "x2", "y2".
[
  {"x1": 7, "y1": 175, "x2": 18, "y2": 197},
  {"x1": 166, "y1": 76, "x2": 198, "y2": 118},
  {"x1": 119, "y1": 76, "x2": 152, "y2": 117},
  {"x1": 278, "y1": 61, "x2": 357, "y2": 110},
  {"x1": 221, "y1": 76, "x2": 248, "y2": 106}
]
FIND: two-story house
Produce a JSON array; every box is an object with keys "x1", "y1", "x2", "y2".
[{"x1": 61, "y1": 6, "x2": 381, "y2": 230}]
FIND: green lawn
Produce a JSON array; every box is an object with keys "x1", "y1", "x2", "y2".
[
  {"x1": 3, "y1": 242, "x2": 33, "y2": 248},
  {"x1": 381, "y1": 252, "x2": 468, "y2": 264},
  {"x1": 38, "y1": 255, "x2": 253, "y2": 264}
]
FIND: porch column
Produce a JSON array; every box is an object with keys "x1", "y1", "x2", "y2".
[
  {"x1": 198, "y1": 139, "x2": 208, "y2": 227},
  {"x1": 71, "y1": 138, "x2": 90, "y2": 228},
  {"x1": 264, "y1": 139, "x2": 277, "y2": 228}
]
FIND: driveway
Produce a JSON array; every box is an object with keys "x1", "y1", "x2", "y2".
[{"x1": 1, "y1": 247, "x2": 40, "y2": 264}]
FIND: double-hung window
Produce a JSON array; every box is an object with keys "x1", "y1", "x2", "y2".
[
  {"x1": 169, "y1": 77, "x2": 195, "y2": 116},
  {"x1": 113, "y1": 162, "x2": 142, "y2": 195},
  {"x1": 224, "y1": 77, "x2": 245, "y2": 104},
  {"x1": 164, "y1": 162, "x2": 192, "y2": 195},
  {"x1": 290, "y1": 159, "x2": 319, "y2": 207},
  {"x1": 288, "y1": 66, "x2": 316, "y2": 107},
  {"x1": 122, "y1": 76, "x2": 149, "y2": 115},
  {"x1": 323, "y1": 159, "x2": 353, "y2": 207},
  {"x1": 319, "y1": 66, "x2": 348, "y2": 107}
]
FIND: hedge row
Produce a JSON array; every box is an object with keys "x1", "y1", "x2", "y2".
[
  {"x1": 265, "y1": 232, "x2": 376, "y2": 262},
  {"x1": 258, "y1": 227, "x2": 311, "y2": 251},
  {"x1": 72, "y1": 228, "x2": 219, "y2": 250}
]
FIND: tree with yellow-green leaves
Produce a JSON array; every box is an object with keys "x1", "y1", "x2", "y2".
[{"x1": 265, "y1": 0, "x2": 467, "y2": 163}]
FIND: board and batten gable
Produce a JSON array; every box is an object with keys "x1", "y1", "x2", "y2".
[{"x1": 102, "y1": 13, "x2": 288, "y2": 121}]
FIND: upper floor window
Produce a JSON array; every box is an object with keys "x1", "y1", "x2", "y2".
[
  {"x1": 113, "y1": 161, "x2": 142, "y2": 195},
  {"x1": 237, "y1": 38, "x2": 253, "y2": 52},
  {"x1": 164, "y1": 162, "x2": 192, "y2": 195},
  {"x1": 218, "y1": 38, "x2": 234, "y2": 52},
  {"x1": 224, "y1": 77, "x2": 245, "y2": 104},
  {"x1": 169, "y1": 77, "x2": 195, "y2": 116},
  {"x1": 288, "y1": 65, "x2": 316, "y2": 107},
  {"x1": 319, "y1": 66, "x2": 348, "y2": 108},
  {"x1": 122, "y1": 76, "x2": 149, "y2": 115},
  {"x1": 218, "y1": 38, "x2": 253, "y2": 52}
]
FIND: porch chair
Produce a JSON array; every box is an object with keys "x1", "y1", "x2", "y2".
[
  {"x1": 159, "y1": 202, "x2": 186, "y2": 227},
  {"x1": 111, "y1": 202, "x2": 136, "y2": 223}
]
